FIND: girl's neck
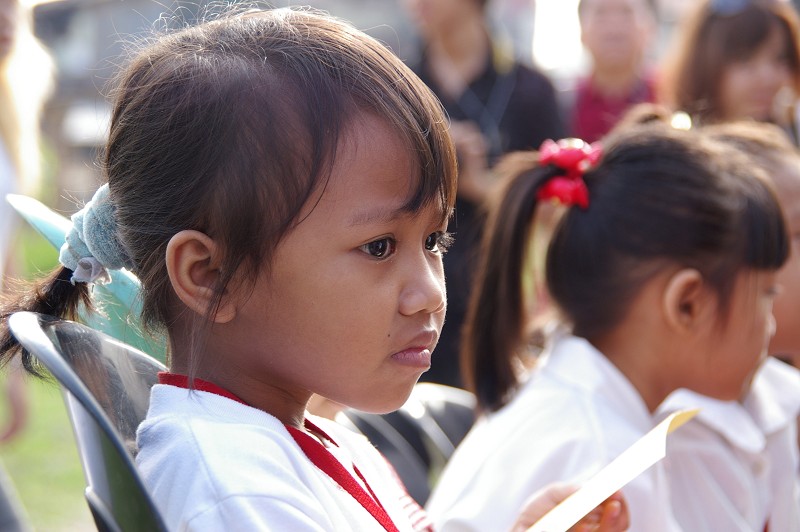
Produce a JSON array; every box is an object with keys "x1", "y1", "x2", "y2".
[
  {"x1": 587, "y1": 277, "x2": 680, "y2": 413},
  {"x1": 426, "y1": 21, "x2": 490, "y2": 100},
  {"x1": 217, "y1": 370, "x2": 309, "y2": 428},
  {"x1": 169, "y1": 339, "x2": 310, "y2": 429},
  {"x1": 597, "y1": 339, "x2": 673, "y2": 413}
]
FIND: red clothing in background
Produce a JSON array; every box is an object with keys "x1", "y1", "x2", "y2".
[{"x1": 571, "y1": 73, "x2": 657, "y2": 143}]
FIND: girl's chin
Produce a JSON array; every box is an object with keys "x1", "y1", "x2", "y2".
[{"x1": 350, "y1": 385, "x2": 418, "y2": 415}]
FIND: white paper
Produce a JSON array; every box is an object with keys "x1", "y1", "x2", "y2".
[{"x1": 528, "y1": 408, "x2": 699, "y2": 532}]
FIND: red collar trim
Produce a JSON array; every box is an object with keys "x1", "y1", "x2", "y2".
[
  {"x1": 158, "y1": 372, "x2": 245, "y2": 404},
  {"x1": 157, "y1": 372, "x2": 399, "y2": 532}
]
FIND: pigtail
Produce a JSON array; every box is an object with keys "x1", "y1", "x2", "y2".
[
  {"x1": 0, "y1": 183, "x2": 125, "y2": 376},
  {"x1": 461, "y1": 152, "x2": 560, "y2": 412},
  {"x1": 0, "y1": 266, "x2": 93, "y2": 376},
  {"x1": 463, "y1": 139, "x2": 600, "y2": 412}
]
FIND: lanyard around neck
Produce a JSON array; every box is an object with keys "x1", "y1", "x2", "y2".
[{"x1": 158, "y1": 373, "x2": 400, "y2": 532}]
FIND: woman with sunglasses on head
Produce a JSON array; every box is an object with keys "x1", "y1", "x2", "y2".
[{"x1": 660, "y1": 0, "x2": 800, "y2": 143}]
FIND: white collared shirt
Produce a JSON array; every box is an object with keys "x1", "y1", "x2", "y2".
[
  {"x1": 425, "y1": 334, "x2": 682, "y2": 532},
  {"x1": 660, "y1": 357, "x2": 800, "y2": 531},
  {"x1": 137, "y1": 385, "x2": 418, "y2": 531}
]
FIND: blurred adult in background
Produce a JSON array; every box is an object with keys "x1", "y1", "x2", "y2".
[
  {"x1": 401, "y1": 0, "x2": 564, "y2": 388},
  {"x1": 0, "y1": 0, "x2": 52, "y2": 287},
  {"x1": 568, "y1": 0, "x2": 658, "y2": 142},
  {"x1": 660, "y1": 0, "x2": 800, "y2": 142},
  {"x1": 0, "y1": 0, "x2": 52, "y2": 528}
]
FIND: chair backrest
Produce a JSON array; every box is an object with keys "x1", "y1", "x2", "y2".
[
  {"x1": 339, "y1": 382, "x2": 476, "y2": 506},
  {"x1": 7, "y1": 311, "x2": 168, "y2": 532},
  {"x1": 5, "y1": 194, "x2": 167, "y2": 361}
]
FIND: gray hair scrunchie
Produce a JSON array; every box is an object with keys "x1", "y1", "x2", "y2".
[{"x1": 58, "y1": 184, "x2": 134, "y2": 285}]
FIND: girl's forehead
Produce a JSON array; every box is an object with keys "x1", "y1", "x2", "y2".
[
  {"x1": 306, "y1": 116, "x2": 423, "y2": 206},
  {"x1": 337, "y1": 113, "x2": 445, "y2": 206},
  {"x1": 335, "y1": 115, "x2": 417, "y2": 177}
]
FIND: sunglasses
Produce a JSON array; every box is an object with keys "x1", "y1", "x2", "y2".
[{"x1": 710, "y1": 0, "x2": 791, "y2": 16}]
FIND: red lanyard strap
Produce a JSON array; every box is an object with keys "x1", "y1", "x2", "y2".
[{"x1": 286, "y1": 423, "x2": 400, "y2": 532}]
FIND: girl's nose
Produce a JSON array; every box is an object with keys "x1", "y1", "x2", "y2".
[{"x1": 399, "y1": 255, "x2": 446, "y2": 317}]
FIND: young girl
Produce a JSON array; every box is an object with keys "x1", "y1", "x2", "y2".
[
  {"x1": 0, "y1": 8, "x2": 627, "y2": 531},
  {"x1": 660, "y1": 0, "x2": 800, "y2": 142},
  {"x1": 658, "y1": 120, "x2": 800, "y2": 531},
  {"x1": 424, "y1": 122, "x2": 789, "y2": 531}
]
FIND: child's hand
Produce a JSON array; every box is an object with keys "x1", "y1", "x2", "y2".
[{"x1": 510, "y1": 483, "x2": 629, "y2": 532}]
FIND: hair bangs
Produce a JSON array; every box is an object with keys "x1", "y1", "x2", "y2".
[
  {"x1": 349, "y1": 44, "x2": 457, "y2": 226},
  {"x1": 399, "y1": 121, "x2": 458, "y2": 226},
  {"x1": 741, "y1": 179, "x2": 790, "y2": 270}
]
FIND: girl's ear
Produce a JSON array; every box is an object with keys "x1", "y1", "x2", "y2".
[
  {"x1": 662, "y1": 268, "x2": 712, "y2": 333},
  {"x1": 165, "y1": 230, "x2": 236, "y2": 323}
]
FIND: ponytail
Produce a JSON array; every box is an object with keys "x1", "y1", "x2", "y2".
[
  {"x1": 463, "y1": 139, "x2": 600, "y2": 412},
  {"x1": 461, "y1": 152, "x2": 560, "y2": 412},
  {"x1": 0, "y1": 266, "x2": 93, "y2": 376},
  {"x1": 0, "y1": 184, "x2": 126, "y2": 376}
]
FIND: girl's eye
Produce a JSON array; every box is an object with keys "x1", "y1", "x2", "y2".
[
  {"x1": 361, "y1": 238, "x2": 396, "y2": 259},
  {"x1": 426, "y1": 231, "x2": 454, "y2": 253}
]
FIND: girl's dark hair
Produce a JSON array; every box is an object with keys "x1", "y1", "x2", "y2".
[
  {"x1": 1, "y1": 7, "x2": 457, "y2": 373},
  {"x1": 463, "y1": 123, "x2": 789, "y2": 412},
  {"x1": 704, "y1": 119, "x2": 800, "y2": 176},
  {"x1": 661, "y1": 0, "x2": 800, "y2": 124}
]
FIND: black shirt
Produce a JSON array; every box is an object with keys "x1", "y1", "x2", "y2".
[{"x1": 412, "y1": 48, "x2": 565, "y2": 388}]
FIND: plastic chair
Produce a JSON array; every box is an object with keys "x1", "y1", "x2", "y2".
[{"x1": 7, "y1": 311, "x2": 167, "y2": 532}]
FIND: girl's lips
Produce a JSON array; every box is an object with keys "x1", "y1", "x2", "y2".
[{"x1": 391, "y1": 348, "x2": 432, "y2": 368}]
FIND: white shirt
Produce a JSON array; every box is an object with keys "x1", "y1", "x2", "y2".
[
  {"x1": 425, "y1": 335, "x2": 681, "y2": 532},
  {"x1": 137, "y1": 384, "x2": 418, "y2": 531},
  {"x1": 660, "y1": 357, "x2": 800, "y2": 532}
]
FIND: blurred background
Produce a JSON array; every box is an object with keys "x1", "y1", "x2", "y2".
[
  {"x1": 1, "y1": 0, "x2": 791, "y2": 529},
  {"x1": 27, "y1": 0, "x2": 695, "y2": 212}
]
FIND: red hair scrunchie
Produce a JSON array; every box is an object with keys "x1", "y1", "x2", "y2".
[{"x1": 536, "y1": 138, "x2": 601, "y2": 210}]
